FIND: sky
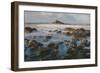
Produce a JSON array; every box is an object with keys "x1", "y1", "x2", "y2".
[{"x1": 24, "y1": 11, "x2": 90, "y2": 25}]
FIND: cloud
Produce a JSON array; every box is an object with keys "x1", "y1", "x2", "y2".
[{"x1": 24, "y1": 11, "x2": 90, "y2": 24}]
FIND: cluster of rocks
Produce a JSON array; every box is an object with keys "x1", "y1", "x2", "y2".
[
  {"x1": 65, "y1": 40, "x2": 90, "y2": 59},
  {"x1": 63, "y1": 28, "x2": 90, "y2": 59},
  {"x1": 24, "y1": 27, "x2": 90, "y2": 61},
  {"x1": 24, "y1": 40, "x2": 59, "y2": 61},
  {"x1": 24, "y1": 39, "x2": 90, "y2": 61},
  {"x1": 63, "y1": 28, "x2": 90, "y2": 37}
]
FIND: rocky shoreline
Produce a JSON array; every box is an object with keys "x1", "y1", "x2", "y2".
[{"x1": 24, "y1": 27, "x2": 90, "y2": 61}]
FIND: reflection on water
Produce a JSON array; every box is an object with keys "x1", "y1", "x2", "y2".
[{"x1": 58, "y1": 42, "x2": 69, "y2": 59}]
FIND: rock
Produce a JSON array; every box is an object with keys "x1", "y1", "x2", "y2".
[
  {"x1": 49, "y1": 30, "x2": 52, "y2": 32},
  {"x1": 72, "y1": 28, "x2": 87, "y2": 39},
  {"x1": 65, "y1": 32, "x2": 72, "y2": 36},
  {"x1": 54, "y1": 30, "x2": 58, "y2": 32},
  {"x1": 64, "y1": 28, "x2": 75, "y2": 31},
  {"x1": 32, "y1": 28, "x2": 38, "y2": 32},
  {"x1": 37, "y1": 42, "x2": 43, "y2": 48},
  {"x1": 65, "y1": 47, "x2": 79, "y2": 59},
  {"x1": 46, "y1": 36, "x2": 52, "y2": 39},
  {"x1": 85, "y1": 30, "x2": 90, "y2": 36},
  {"x1": 40, "y1": 48, "x2": 52, "y2": 58},
  {"x1": 85, "y1": 41, "x2": 90, "y2": 47},
  {"x1": 25, "y1": 27, "x2": 38, "y2": 33},
  {"x1": 48, "y1": 43, "x2": 58, "y2": 49},
  {"x1": 57, "y1": 31, "x2": 62, "y2": 33},
  {"x1": 25, "y1": 27, "x2": 33, "y2": 33},
  {"x1": 28, "y1": 40, "x2": 38, "y2": 48}
]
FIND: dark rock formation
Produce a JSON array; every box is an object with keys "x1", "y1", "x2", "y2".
[
  {"x1": 57, "y1": 31, "x2": 62, "y2": 33},
  {"x1": 25, "y1": 27, "x2": 37, "y2": 33},
  {"x1": 28, "y1": 40, "x2": 39, "y2": 48},
  {"x1": 64, "y1": 27, "x2": 75, "y2": 31},
  {"x1": 25, "y1": 27, "x2": 33, "y2": 33},
  {"x1": 65, "y1": 32, "x2": 72, "y2": 36},
  {"x1": 46, "y1": 36, "x2": 52, "y2": 39},
  {"x1": 32, "y1": 28, "x2": 38, "y2": 32}
]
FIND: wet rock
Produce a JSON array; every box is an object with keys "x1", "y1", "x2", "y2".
[
  {"x1": 78, "y1": 48, "x2": 90, "y2": 58},
  {"x1": 72, "y1": 28, "x2": 87, "y2": 39},
  {"x1": 25, "y1": 27, "x2": 38, "y2": 33},
  {"x1": 49, "y1": 30, "x2": 52, "y2": 32},
  {"x1": 64, "y1": 28, "x2": 75, "y2": 31},
  {"x1": 54, "y1": 30, "x2": 58, "y2": 32},
  {"x1": 39, "y1": 43, "x2": 58, "y2": 60},
  {"x1": 40, "y1": 48, "x2": 58, "y2": 60},
  {"x1": 48, "y1": 43, "x2": 58, "y2": 49},
  {"x1": 25, "y1": 27, "x2": 33, "y2": 33},
  {"x1": 57, "y1": 31, "x2": 62, "y2": 33},
  {"x1": 37, "y1": 42, "x2": 43, "y2": 48},
  {"x1": 65, "y1": 47, "x2": 79, "y2": 59},
  {"x1": 28, "y1": 40, "x2": 39, "y2": 48},
  {"x1": 39, "y1": 48, "x2": 52, "y2": 59},
  {"x1": 65, "y1": 32, "x2": 72, "y2": 36},
  {"x1": 46, "y1": 36, "x2": 52, "y2": 39},
  {"x1": 85, "y1": 30, "x2": 90, "y2": 36},
  {"x1": 32, "y1": 28, "x2": 38, "y2": 32},
  {"x1": 84, "y1": 40, "x2": 90, "y2": 47}
]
